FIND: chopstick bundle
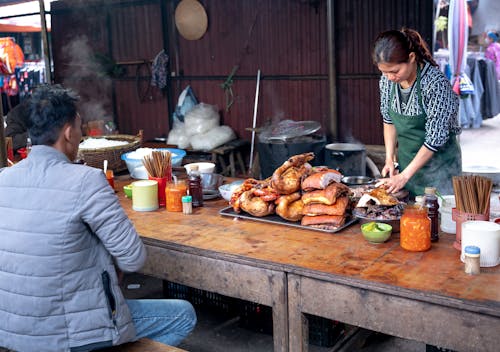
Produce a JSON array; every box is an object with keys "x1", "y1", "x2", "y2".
[
  {"x1": 452, "y1": 175, "x2": 493, "y2": 214},
  {"x1": 143, "y1": 150, "x2": 172, "y2": 178}
]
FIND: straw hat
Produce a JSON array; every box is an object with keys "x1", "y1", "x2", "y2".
[{"x1": 175, "y1": 0, "x2": 208, "y2": 41}]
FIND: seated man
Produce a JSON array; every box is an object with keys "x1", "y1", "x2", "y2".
[
  {"x1": 4, "y1": 98, "x2": 30, "y2": 152},
  {"x1": 0, "y1": 84, "x2": 196, "y2": 351}
]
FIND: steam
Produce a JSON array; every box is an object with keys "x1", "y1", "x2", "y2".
[{"x1": 61, "y1": 35, "x2": 112, "y2": 124}]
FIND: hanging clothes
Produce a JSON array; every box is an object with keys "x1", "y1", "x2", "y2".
[{"x1": 150, "y1": 49, "x2": 169, "y2": 89}]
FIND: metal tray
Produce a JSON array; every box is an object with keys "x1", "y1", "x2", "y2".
[{"x1": 219, "y1": 206, "x2": 358, "y2": 234}]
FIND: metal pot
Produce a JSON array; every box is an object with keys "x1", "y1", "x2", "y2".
[
  {"x1": 324, "y1": 143, "x2": 366, "y2": 176},
  {"x1": 342, "y1": 176, "x2": 375, "y2": 186}
]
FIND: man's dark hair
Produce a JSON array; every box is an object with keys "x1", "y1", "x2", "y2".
[{"x1": 27, "y1": 84, "x2": 79, "y2": 146}]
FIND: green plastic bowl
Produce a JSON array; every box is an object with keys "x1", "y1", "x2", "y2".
[
  {"x1": 361, "y1": 222, "x2": 392, "y2": 243},
  {"x1": 123, "y1": 184, "x2": 133, "y2": 198}
]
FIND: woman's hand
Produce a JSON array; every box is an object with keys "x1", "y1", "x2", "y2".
[
  {"x1": 376, "y1": 173, "x2": 409, "y2": 194},
  {"x1": 381, "y1": 161, "x2": 398, "y2": 177}
]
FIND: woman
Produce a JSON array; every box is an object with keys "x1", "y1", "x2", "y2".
[
  {"x1": 373, "y1": 28, "x2": 462, "y2": 197},
  {"x1": 484, "y1": 30, "x2": 500, "y2": 80}
]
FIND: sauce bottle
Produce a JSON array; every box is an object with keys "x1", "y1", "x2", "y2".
[
  {"x1": 400, "y1": 204, "x2": 431, "y2": 251},
  {"x1": 188, "y1": 167, "x2": 204, "y2": 207},
  {"x1": 424, "y1": 187, "x2": 439, "y2": 242}
]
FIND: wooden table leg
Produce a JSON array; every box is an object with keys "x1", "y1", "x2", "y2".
[{"x1": 140, "y1": 244, "x2": 289, "y2": 352}]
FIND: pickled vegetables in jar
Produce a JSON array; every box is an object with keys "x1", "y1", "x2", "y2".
[{"x1": 400, "y1": 205, "x2": 431, "y2": 251}]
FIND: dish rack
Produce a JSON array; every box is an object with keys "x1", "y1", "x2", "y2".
[{"x1": 78, "y1": 131, "x2": 142, "y2": 172}]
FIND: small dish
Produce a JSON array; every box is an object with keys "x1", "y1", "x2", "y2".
[
  {"x1": 219, "y1": 181, "x2": 244, "y2": 202},
  {"x1": 184, "y1": 162, "x2": 216, "y2": 174},
  {"x1": 203, "y1": 189, "x2": 220, "y2": 200},
  {"x1": 361, "y1": 222, "x2": 392, "y2": 243},
  {"x1": 123, "y1": 184, "x2": 133, "y2": 198}
]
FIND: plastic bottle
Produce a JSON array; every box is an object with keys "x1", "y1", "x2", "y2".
[
  {"x1": 464, "y1": 245, "x2": 481, "y2": 275},
  {"x1": 182, "y1": 195, "x2": 193, "y2": 215},
  {"x1": 424, "y1": 187, "x2": 440, "y2": 242},
  {"x1": 188, "y1": 167, "x2": 204, "y2": 208},
  {"x1": 26, "y1": 136, "x2": 32, "y2": 155}
]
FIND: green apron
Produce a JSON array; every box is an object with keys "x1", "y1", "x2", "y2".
[{"x1": 388, "y1": 67, "x2": 461, "y2": 198}]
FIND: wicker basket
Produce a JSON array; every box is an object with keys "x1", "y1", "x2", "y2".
[{"x1": 79, "y1": 133, "x2": 142, "y2": 172}]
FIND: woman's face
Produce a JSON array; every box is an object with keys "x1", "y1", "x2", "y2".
[{"x1": 377, "y1": 61, "x2": 414, "y2": 83}]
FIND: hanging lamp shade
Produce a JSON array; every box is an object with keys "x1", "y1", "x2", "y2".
[{"x1": 174, "y1": 0, "x2": 208, "y2": 41}]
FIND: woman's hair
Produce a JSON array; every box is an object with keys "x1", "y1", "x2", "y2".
[
  {"x1": 372, "y1": 28, "x2": 437, "y2": 67},
  {"x1": 487, "y1": 31, "x2": 499, "y2": 42},
  {"x1": 27, "y1": 84, "x2": 80, "y2": 146}
]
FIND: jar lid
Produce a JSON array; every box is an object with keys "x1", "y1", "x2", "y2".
[
  {"x1": 464, "y1": 245, "x2": 481, "y2": 255},
  {"x1": 415, "y1": 196, "x2": 424, "y2": 205},
  {"x1": 424, "y1": 187, "x2": 436, "y2": 195},
  {"x1": 182, "y1": 195, "x2": 192, "y2": 202}
]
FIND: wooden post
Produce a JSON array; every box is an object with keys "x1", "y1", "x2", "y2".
[
  {"x1": 0, "y1": 101, "x2": 7, "y2": 168},
  {"x1": 39, "y1": 0, "x2": 52, "y2": 83}
]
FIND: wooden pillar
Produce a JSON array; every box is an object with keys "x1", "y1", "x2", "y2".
[
  {"x1": 0, "y1": 101, "x2": 7, "y2": 168},
  {"x1": 39, "y1": 0, "x2": 52, "y2": 83}
]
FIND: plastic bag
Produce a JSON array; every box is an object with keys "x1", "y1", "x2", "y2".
[
  {"x1": 190, "y1": 125, "x2": 236, "y2": 151},
  {"x1": 172, "y1": 85, "x2": 198, "y2": 124},
  {"x1": 167, "y1": 123, "x2": 191, "y2": 149},
  {"x1": 184, "y1": 103, "x2": 220, "y2": 136}
]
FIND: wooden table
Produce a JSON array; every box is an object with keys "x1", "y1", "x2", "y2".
[
  {"x1": 117, "y1": 179, "x2": 500, "y2": 352},
  {"x1": 118, "y1": 179, "x2": 289, "y2": 351},
  {"x1": 286, "y1": 231, "x2": 500, "y2": 352}
]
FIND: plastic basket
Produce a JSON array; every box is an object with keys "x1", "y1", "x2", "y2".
[
  {"x1": 236, "y1": 300, "x2": 345, "y2": 347},
  {"x1": 78, "y1": 132, "x2": 142, "y2": 172}
]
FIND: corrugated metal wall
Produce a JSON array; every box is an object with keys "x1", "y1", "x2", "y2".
[
  {"x1": 51, "y1": 0, "x2": 433, "y2": 145},
  {"x1": 51, "y1": 0, "x2": 169, "y2": 141},
  {"x1": 334, "y1": 0, "x2": 434, "y2": 145},
  {"x1": 170, "y1": 0, "x2": 329, "y2": 141}
]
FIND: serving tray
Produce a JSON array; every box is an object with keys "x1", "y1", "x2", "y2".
[{"x1": 219, "y1": 206, "x2": 358, "y2": 234}]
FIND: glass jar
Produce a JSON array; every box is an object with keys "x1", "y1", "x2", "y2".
[
  {"x1": 165, "y1": 180, "x2": 188, "y2": 212},
  {"x1": 400, "y1": 204, "x2": 431, "y2": 251}
]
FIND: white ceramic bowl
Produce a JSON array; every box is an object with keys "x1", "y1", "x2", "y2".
[
  {"x1": 121, "y1": 148, "x2": 186, "y2": 177},
  {"x1": 184, "y1": 162, "x2": 216, "y2": 174},
  {"x1": 218, "y1": 180, "x2": 244, "y2": 202}
]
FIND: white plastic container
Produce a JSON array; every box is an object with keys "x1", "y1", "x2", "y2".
[
  {"x1": 461, "y1": 220, "x2": 500, "y2": 267},
  {"x1": 438, "y1": 195, "x2": 456, "y2": 234}
]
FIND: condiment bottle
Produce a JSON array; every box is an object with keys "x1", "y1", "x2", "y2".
[
  {"x1": 424, "y1": 187, "x2": 440, "y2": 242},
  {"x1": 26, "y1": 136, "x2": 32, "y2": 155},
  {"x1": 182, "y1": 195, "x2": 193, "y2": 215},
  {"x1": 188, "y1": 167, "x2": 204, "y2": 208},
  {"x1": 400, "y1": 204, "x2": 431, "y2": 251},
  {"x1": 165, "y1": 180, "x2": 187, "y2": 212},
  {"x1": 464, "y1": 246, "x2": 481, "y2": 275}
]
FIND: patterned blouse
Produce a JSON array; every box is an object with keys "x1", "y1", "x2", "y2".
[{"x1": 379, "y1": 62, "x2": 461, "y2": 152}]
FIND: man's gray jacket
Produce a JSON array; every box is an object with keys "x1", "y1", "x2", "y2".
[{"x1": 0, "y1": 145, "x2": 146, "y2": 351}]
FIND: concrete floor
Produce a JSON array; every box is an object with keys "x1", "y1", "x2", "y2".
[{"x1": 121, "y1": 273, "x2": 425, "y2": 352}]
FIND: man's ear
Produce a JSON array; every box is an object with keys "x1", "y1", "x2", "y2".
[{"x1": 63, "y1": 123, "x2": 73, "y2": 143}]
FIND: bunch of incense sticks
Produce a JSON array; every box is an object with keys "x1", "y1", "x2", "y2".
[
  {"x1": 452, "y1": 175, "x2": 493, "y2": 215},
  {"x1": 143, "y1": 150, "x2": 171, "y2": 178}
]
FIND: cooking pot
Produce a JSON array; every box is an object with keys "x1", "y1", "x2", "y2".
[
  {"x1": 325, "y1": 143, "x2": 366, "y2": 176},
  {"x1": 342, "y1": 176, "x2": 375, "y2": 186}
]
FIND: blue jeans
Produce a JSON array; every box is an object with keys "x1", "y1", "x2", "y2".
[{"x1": 126, "y1": 299, "x2": 196, "y2": 346}]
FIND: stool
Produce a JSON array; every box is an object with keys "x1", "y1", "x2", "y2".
[
  {"x1": 100, "y1": 338, "x2": 186, "y2": 352},
  {"x1": 210, "y1": 139, "x2": 249, "y2": 177}
]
